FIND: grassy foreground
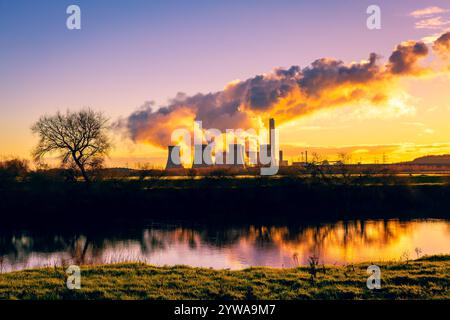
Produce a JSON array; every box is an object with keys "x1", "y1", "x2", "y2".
[{"x1": 0, "y1": 255, "x2": 449, "y2": 300}]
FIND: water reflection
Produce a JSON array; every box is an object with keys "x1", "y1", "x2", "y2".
[{"x1": 0, "y1": 219, "x2": 449, "y2": 271}]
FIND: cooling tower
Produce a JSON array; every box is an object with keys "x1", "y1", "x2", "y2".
[
  {"x1": 203, "y1": 144, "x2": 213, "y2": 165},
  {"x1": 192, "y1": 144, "x2": 213, "y2": 168},
  {"x1": 227, "y1": 144, "x2": 245, "y2": 167},
  {"x1": 215, "y1": 151, "x2": 227, "y2": 166},
  {"x1": 165, "y1": 145, "x2": 183, "y2": 170}
]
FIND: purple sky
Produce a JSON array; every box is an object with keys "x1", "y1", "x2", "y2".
[{"x1": 1, "y1": 0, "x2": 449, "y2": 164}]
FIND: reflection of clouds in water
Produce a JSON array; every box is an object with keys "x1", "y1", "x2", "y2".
[
  {"x1": 0, "y1": 219, "x2": 449, "y2": 272},
  {"x1": 281, "y1": 220, "x2": 450, "y2": 264}
]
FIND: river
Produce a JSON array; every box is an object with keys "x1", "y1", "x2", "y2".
[{"x1": 0, "y1": 218, "x2": 449, "y2": 272}]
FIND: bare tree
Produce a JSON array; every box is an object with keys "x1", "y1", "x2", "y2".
[
  {"x1": 31, "y1": 109, "x2": 111, "y2": 182},
  {"x1": 336, "y1": 152, "x2": 353, "y2": 184}
]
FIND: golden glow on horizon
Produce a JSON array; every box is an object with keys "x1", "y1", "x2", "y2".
[{"x1": 2, "y1": 59, "x2": 450, "y2": 169}]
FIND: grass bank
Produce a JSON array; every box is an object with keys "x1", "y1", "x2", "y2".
[{"x1": 0, "y1": 255, "x2": 448, "y2": 300}]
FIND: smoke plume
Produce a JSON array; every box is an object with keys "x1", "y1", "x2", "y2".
[
  {"x1": 119, "y1": 32, "x2": 450, "y2": 148},
  {"x1": 433, "y1": 31, "x2": 450, "y2": 57},
  {"x1": 388, "y1": 41, "x2": 428, "y2": 74}
]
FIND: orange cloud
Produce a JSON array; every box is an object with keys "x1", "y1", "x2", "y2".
[
  {"x1": 118, "y1": 33, "x2": 448, "y2": 150},
  {"x1": 410, "y1": 6, "x2": 449, "y2": 18}
]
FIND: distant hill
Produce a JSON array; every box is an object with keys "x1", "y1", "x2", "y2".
[{"x1": 411, "y1": 155, "x2": 450, "y2": 165}]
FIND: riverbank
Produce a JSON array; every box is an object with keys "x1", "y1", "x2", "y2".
[
  {"x1": 1, "y1": 178, "x2": 450, "y2": 227},
  {"x1": 0, "y1": 255, "x2": 448, "y2": 300}
]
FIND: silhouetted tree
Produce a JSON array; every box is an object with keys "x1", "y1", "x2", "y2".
[
  {"x1": 336, "y1": 152, "x2": 353, "y2": 185},
  {"x1": 0, "y1": 158, "x2": 29, "y2": 177},
  {"x1": 0, "y1": 158, "x2": 29, "y2": 185},
  {"x1": 31, "y1": 109, "x2": 111, "y2": 182}
]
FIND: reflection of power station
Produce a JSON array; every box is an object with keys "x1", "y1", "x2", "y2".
[{"x1": 165, "y1": 145, "x2": 184, "y2": 169}]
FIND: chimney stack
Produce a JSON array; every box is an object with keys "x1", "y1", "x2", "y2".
[{"x1": 269, "y1": 118, "x2": 275, "y2": 148}]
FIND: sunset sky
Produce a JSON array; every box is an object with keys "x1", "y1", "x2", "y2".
[{"x1": 1, "y1": 0, "x2": 450, "y2": 167}]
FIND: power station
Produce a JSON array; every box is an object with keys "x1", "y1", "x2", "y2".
[{"x1": 165, "y1": 118, "x2": 289, "y2": 170}]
